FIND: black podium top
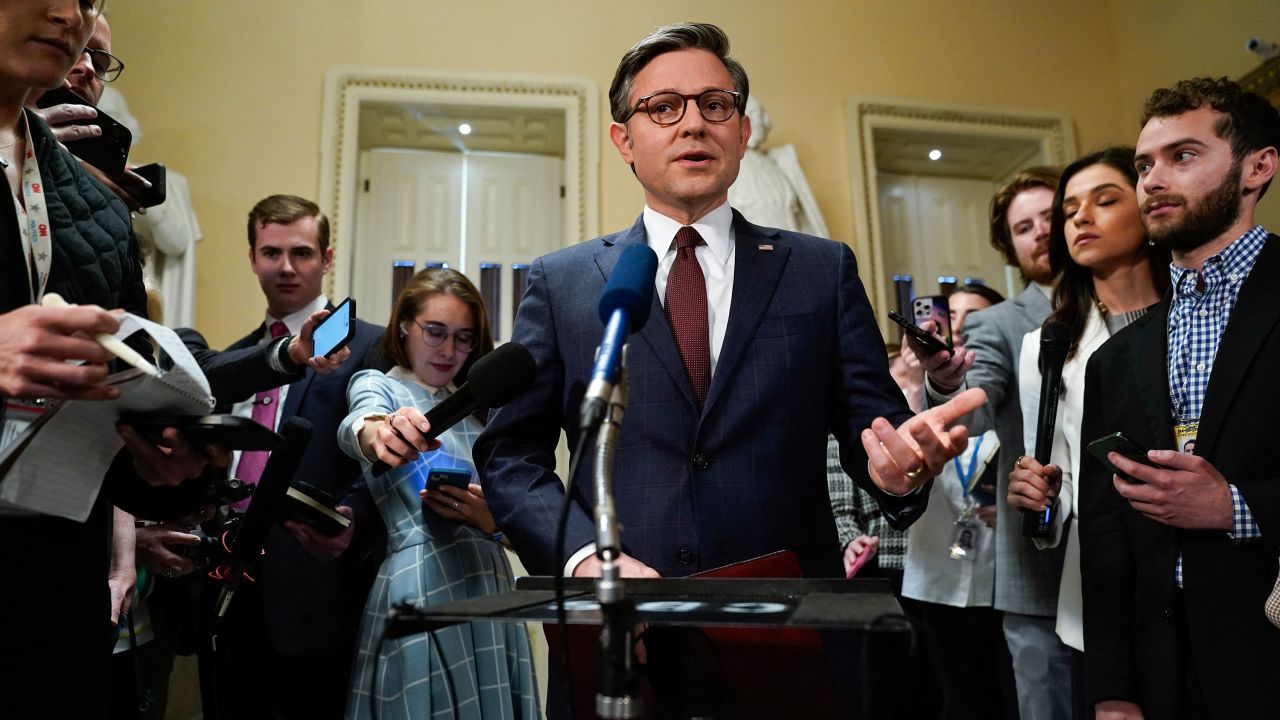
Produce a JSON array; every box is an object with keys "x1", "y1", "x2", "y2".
[{"x1": 387, "y1": 576, "x2": 903, "y2": 637}]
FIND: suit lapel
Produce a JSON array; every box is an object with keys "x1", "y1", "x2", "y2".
[
  {"x1": 703, "y1": 212, "x2": 788, "y2": 414},
  {"x1": 1128, "y1": 298, "x2": 1175, "y2": 446},
  {"x1": 1196, "y1": 235, "x2": 1280, "y2": 457},
  {"x1": 594, "y1": 216, "x2": 695, "y2": 407}
]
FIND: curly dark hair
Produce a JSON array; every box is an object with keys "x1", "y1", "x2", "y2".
[
  {"x1": 989, "y1": 166, "x2": 1061, "y2": 273},
  {"x1": 1141, "y1": 77, "x2": 1280, "y2": 198}
]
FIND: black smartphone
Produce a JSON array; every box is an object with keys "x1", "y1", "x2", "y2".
[
  {"x1": 284, "y1": 482, "x2": 351, "y2": 535},
  {"x1": 1086, "y1": 432, "x2": 1163, "y2": 483},
  {"x1": 36, "y1": 86, "x2": 132, "y2": 177},
  {"x1": 425, "y1": 468, "x2": 472, "y2": 492},
  {"x1": 311, "y1": 297, "x2": 356, "y2": 360},
  {"x1": 123, "y1": 162, "x2": 167, "y2": 208},
  {"x1": 888, "y1": 309, "x2": 952, "y2": 357},
  {"x1": 120, "y1": 413, "x2": 283, "y2": 451}
]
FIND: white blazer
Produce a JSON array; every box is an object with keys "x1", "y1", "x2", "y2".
[{"x1": 1018, "y1": 306, "x2": 1109, "y2": 652}]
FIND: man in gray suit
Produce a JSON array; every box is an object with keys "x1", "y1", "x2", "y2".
[{"x1": 914, "y1": 167, "x2": 1073, "y2": 719}]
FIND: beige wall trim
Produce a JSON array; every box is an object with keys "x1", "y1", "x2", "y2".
[
  {"x1": 844, "y1": 96, "x2": 1075, "y2": 331},
  {"x1": 320, "y1": 66, "x2": 600, "y2": 298}
]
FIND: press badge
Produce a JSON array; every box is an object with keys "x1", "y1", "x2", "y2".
[
  {"x1": 949, "y1": 503, "x2": 980, "y2": 562},
  {"x1": 1174, "y1": 421, "x2": 1199, "y2": 455}
]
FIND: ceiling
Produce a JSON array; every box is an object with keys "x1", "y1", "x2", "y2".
[
  {"x1": 873, "y1": 127, "x2": 1042, "y2": 180},
  {"x1": 359, "y1": 101, "x2": 567, "y2": 156}
]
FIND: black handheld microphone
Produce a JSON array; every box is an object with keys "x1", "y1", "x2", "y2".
[
  {"x1": 215, "y1": 416, "x2": 312, "y2": 620},
  {"x1": 1022, "y1": 321, "x2": 1071, "y2": 538},
  {"x1": 371, "y1": 342, "x2": 537, "y2": 476},
  {"x1": 580, "y1": 244, "x2": 658, "y2": 432}
]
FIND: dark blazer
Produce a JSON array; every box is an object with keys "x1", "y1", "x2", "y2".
[
  {"x1": 210, "y1": 316, "x2": 384, "y2": 657},
  {"x1": 475, "y1": 212, "x2": 920, "y2": 578},
  {"x1": 1078, "y1": 234, "x2": 1280, "y2": 719}
]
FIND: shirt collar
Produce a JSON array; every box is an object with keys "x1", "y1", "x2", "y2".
[
  {"x1": 266, "y1": 295, "x2": 329, "y2": 337},
  {"x1": 386, "y1": 364, "x2": 456, "y2": 396},
  {"x1": 1170, "y1": 225, "x2": 1268, "y2": 302},
  {"x1": 642, "y1": 202, "x2": 735, "y2": 264}
]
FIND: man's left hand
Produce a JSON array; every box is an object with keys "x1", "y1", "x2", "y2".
[
  {"x1": 1110, "y1": 450, "x2": 1233, "y2": 530},
  {"x1": 863, "y1": 387, "x2": 987, "y2": 495}
]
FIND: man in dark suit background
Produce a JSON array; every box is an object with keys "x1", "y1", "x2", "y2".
[
  {"x1": 475, "y1": 22, "x2": 982, "y2": 584},
  {"x1": 1078, "y1": 78, "x2": 1280, "y2": 720},
  {"x1": 195, "y1": 195, "x2": 384, "y2": 719}
]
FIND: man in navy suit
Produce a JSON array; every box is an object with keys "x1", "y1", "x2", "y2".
[
  {"x1": 476, "y1": 23, "x2": 983, "y2": 584},
  {"x1": 194, "y1": 195, "x2": 384, "y2": 720}
]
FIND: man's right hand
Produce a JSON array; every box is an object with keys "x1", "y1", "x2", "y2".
[
  {"x1": 135, "y1": 523, "x2": 201, "y2": 578},
  {"x1": 31, "y1": 104, "x2": 151, "y2": 213},
  {"x1": 913, "y1": 320, "x2": 975, "y2": 394},
  {"x1": 0, "y1": 305, "x2": 121, "y2": 399},
  {"x1": 288, "y1": 308, "x2": 352, "y2": 374},
  {"x1": 572, "y1": 552, "x2": 661, "y2": 579}
]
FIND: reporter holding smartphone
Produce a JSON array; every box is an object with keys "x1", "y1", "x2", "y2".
[
  {"x1": 1007, "y1": 148, "x2": 1165, "y2": 712},
  {"x1": 338, "y1": 268, "x2": 537, "y2": 719}
]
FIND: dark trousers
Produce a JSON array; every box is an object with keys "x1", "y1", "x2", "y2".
[
  {"x1": 198, "y1": 582, "x2": 353, "y2": 720},
  {"x1": 898, "y1": 598, "x2": 1019, "y2": 720}
]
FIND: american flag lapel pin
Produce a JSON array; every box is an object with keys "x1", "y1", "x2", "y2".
[{"x1": 758, "y1": 243, "x2": 774, "y2": 251}]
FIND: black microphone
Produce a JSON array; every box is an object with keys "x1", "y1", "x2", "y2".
[
  {"x1": 1022, "y1": 321, "x2": 1070, "y2": 538},
  {"x1": 580, "y1": 244, "x2": 658, "y2": 432},
  {"x1": 371, "y1": 342, "x2": 537, "y2": 476},
  {"x1": 215, "y1": 416, "x2": 312, "y2": 620}
]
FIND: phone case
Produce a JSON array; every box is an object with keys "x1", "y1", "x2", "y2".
[
  {"x1": 425, "y1": 468, "x2": 472, "y2": 491},
  {"x1": 311, "y1": 298, "x2": 357, "y2": 359}
]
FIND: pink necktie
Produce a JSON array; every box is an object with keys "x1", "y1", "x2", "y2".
[
  {"x1": 666, "y1": 227, "x2": 710, "y2": 409},
  {"x1": 233, "y1": 321, "x2": 289, "y2": 507}
]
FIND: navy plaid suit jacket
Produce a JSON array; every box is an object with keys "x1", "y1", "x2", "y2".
[{"x1": 476, "y1": 211, "x2": 921, "y2": 578}]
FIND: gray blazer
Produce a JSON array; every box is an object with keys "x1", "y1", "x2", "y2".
[{"x1": 928, "y1": 284, "x2": 1065, "y2": 616}]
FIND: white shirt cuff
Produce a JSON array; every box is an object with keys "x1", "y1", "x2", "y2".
[
  {"x1": 351, "y1": 412, "x2": 387, "y2": 462},
  {"x1": 565, "y1": 543, "x2": 596, "y2": 576}
]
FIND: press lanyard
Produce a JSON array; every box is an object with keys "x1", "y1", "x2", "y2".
[
  {"x1": 951, "y1": 435, "x2": 984, "y2": 498},
  {"x1": 10, "y1": 112, "x2": 52, "y2": 304}
]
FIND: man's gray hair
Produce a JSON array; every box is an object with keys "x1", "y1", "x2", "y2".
[{"x1": 607, "y1": 22, "x2": 749, "y2": 123}]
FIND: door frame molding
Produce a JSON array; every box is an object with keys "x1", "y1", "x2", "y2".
[
  {"x1": 845, "y1": 96, "x2": 1075, "y2": 330},
  {"x1": 320, "y1": 66, "x2": 599, "y2": 299}
]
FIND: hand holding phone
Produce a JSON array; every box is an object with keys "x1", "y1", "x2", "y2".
[
  {"x1": 889, "y1": 310, "x2": 952, "y2": 358},
  {"x1": 1086, "y1": 432, "x2": 1164, "y2": 483},
  {"x1": 310, "y1": 298, "x2": 356, "y2": 360},
  {"x1": 36, "y1": 86, "x2": 132, "y2": 176}
]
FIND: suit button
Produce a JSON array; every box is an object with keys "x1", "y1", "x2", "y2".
[
  {"x1": 677, "y1": 549, "x2": 697, "y2": 565},
  {"x1": 691, "y1": 453, "x2": 710, "y2": 471}
]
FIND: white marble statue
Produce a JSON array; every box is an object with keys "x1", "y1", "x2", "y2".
[{"x1": 728, "y1": 96, "x2": 828, "y2": 237}]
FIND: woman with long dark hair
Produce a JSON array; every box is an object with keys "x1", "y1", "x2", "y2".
[
  {"x1": 1008, "y1": 147, "x2": 1169, "y2": 655},
  {"x1": 337, "y1": 268, "x2": 537, "y2": 720}
]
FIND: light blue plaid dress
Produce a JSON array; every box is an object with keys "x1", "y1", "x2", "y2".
[{"x1": 339, "y1": 368, "x2": 539, "y2": 720}]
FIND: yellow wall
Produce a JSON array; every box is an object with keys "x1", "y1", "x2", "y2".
[{"x1": 105, "y1": 0, "x2": 1276, "y2": 345}]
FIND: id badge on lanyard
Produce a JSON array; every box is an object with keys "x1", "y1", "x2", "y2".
[
  {"x1": 1174, "y1": 421, "x2": 1199, "y2": 455},
  {"x1": 949, "y1": 435, "x2": 984, "y2": 562}
]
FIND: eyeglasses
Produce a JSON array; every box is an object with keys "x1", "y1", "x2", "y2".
[
  {"x1": 403, "y1": 320, "x2": 478, "y2": 353},
  {"x1": 83, "y1": 48, "x2": 125, "y2": 83},
  {"x1": 623, "y1": 89, "x2": 742, "y2": 126}
]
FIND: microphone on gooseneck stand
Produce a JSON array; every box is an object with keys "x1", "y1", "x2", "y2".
[
  {"x1": 1022, "y1": 321, "x2": 1071, "y2": 538},
  {"x1": 370, "y1": 342, "x2": 538, "y2": 476},
  {"x1": 213, "y1": 416, "x2": 313, "y2": 627},
  {"x1": 580, "y1": 244, "x2": 658, "y2": 433}
]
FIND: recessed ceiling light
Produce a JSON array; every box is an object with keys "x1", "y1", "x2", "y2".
[
  {"x1": 928, "y1": 149, "x2": 942, "y2": 161},
  {"x1": 458, "y1": 123, "x2": 472, "y2": 135}
]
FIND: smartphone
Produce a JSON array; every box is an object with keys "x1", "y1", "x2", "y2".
[
  {"x1": 912, "y1": 295, "x2": 953, "y2": 347},
  {"x1": 1086, "y1": 432, "x2": 1163, "y2": 483},
  {"x1": 119, "y1": 413, "x2": 283, "y2": 451},
  {"x1": 36, "y1": 86, "x2": 132, "y2": 177},
  {"x1": 425, "y1": 468, "x2": 472, "y2": 492},
  {"x1": 123, "y1": 162, "x2": 167, "y2": 208},
  {"x1": 311, "y1": 298, "x2": 356, "y2": 359},
  {"x1": 888, "y1": 309, "x2": 952, "y2": 358},
  {"x1": 284, "y1": 481, "x2": 351, "y2": 535}
]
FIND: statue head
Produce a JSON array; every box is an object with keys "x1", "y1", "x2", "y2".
[{"x1": 745, "y1": 96, "x2": 771, "y2": 149}]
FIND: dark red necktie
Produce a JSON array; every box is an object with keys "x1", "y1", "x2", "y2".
[
  {"x1": 666, "y1": 226, "x2": 710, "y2": 408},
  {"x1": 233, "y1": 320, "x2": 289, "y2": 509}
]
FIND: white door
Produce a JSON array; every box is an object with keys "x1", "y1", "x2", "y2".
[
  {"x1": 353, "y1": 148, "x2": 464, "y2": 327},
  {"x1": 464, "y1": 152, "x2": 563, "y2": 342},
  {"x1": 877, "y1": 173, "x2": 1012, "y2": 301}
]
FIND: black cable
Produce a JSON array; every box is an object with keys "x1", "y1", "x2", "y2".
[
  {"x1": 552, "y1": 430, "x2": 593, "y2": 720},
  {"x1": 426, "y1": 627, "x2": 460, "y2": 720}
]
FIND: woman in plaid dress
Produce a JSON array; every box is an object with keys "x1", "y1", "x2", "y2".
[{"x1": 338, "y1": 269, "x2": 538, "y2": 720}]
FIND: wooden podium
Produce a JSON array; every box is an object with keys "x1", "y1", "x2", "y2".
[{"x1": 387, "y1": 552, "x2": 905, "y2": 719}]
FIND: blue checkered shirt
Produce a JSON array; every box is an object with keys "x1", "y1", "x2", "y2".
[{"x1": 1167, "y1": 225, "x2": 1268, "y2": 586}]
